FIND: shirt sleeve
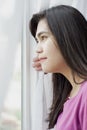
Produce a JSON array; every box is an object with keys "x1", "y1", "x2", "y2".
[{"x1": 80, "y1": 98, "x2": 87, "y2": 130}]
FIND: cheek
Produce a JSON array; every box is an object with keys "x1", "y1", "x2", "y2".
[
  {"x1": 44, "y1": 42, "x2": 63, "y2": 61},
  {"x1": 44, "y1": 41, "x2": 57, "y2": 55},
  {"x1": 42, "y1": 43, "x2": 66, "y2": 72}
]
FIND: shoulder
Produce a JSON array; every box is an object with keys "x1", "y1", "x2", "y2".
[
  {"x1": 81, "y1": 81, "x2": 87, "y2": 100},
  {"x1": 79, "y1": 81, "x2": 87, "y2": 108},
  {"x1": 79, "y1": 81, "x2": 87, "y2": 128}
]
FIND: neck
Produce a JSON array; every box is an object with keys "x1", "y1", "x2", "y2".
[
  {"x1": 62, "y1": 68, "x2": 84, "y2": 98},
  {"x1": 61, "y1": 66, "x2": 83, "y2": 87}
]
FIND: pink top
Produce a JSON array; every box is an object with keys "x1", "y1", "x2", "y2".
[{"x1": 55, "y1": 81, "x2": 87, "y2": 130}]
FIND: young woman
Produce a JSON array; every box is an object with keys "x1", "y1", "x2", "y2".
[{"x1": 29, "y1": 5, "x2": 87, "y2": 130}]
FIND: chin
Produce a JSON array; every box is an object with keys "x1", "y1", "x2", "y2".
[
  {"x1": 42, "y1": 68, "x2": 55, "y2": 73},
  {"x1": 42, "y1": 65, "x2": 57, "y2": 73},
  {"x1": 42, "y1": 69, "x2": 50, "y2": 73}
]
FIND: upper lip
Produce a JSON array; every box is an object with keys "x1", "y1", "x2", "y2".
[{"x1": 39, "y1": 57, "x2": 47, "y2": 60}]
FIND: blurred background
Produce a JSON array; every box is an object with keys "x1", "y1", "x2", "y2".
[{"x1": 0, "y1": 0, "x2": 22, "y2": 130}]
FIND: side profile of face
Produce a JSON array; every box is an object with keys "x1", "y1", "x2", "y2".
[{"x1": 35, "y1": 18, "x2": 69, "y2": 74}]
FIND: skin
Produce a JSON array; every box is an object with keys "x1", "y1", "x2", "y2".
[
  {"x1": 32, "y1": 18, "x2": 84, "y2": 98},
  {"x1": 35, "y1": 18, "x2": 68, "y2": 74},
  {"x1": 32, "y1": 56, "x2": 42, "y2": 71}
]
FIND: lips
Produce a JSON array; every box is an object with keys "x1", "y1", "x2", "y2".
[{"x1": 39, "y1": 57, "x2": 47, "y2": 62}]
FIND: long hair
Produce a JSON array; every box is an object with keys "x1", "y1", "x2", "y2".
[{"x1": 29, "y1": 5, "x2": 87, "y2": 129}]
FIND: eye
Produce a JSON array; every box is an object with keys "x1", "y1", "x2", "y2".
[{"x1": 41, "y1": 35, "x2": 47, "y2": 41}]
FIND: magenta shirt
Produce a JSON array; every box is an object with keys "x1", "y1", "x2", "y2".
[{"x1": 55, "y1": 81, "x2": 87, "y2": 130}]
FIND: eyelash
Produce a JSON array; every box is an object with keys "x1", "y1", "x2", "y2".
[{"x1": 36, "y1": 35, "x2": 48, "y2": 43}]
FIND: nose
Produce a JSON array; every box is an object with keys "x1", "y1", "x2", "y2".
[{"x1": 35, "y1": 44, "x2": 43, "y2": 54}]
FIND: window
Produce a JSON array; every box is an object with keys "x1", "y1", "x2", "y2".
[{"x1": 0, "y1": 43, "x2": 21, "y2": 130}]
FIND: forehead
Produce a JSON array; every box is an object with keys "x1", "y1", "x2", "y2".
[{"x1": 36, "y1": 18, "x2": 51, "y2": 37}]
